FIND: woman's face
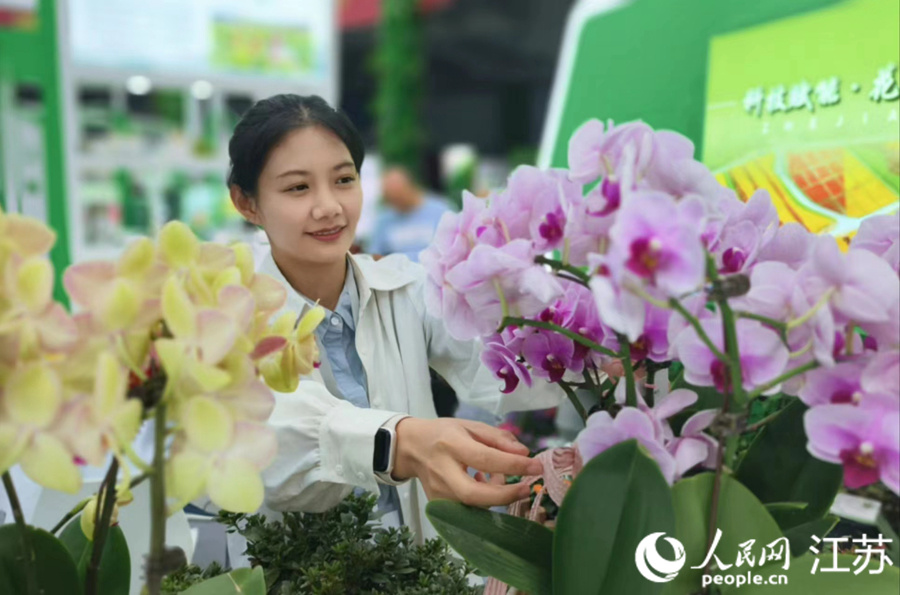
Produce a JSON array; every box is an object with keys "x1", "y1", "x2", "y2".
[{"x1": 240, "y1": 125, "x2": 362, "y2": 267}]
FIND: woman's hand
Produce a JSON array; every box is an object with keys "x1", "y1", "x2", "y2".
[{"x1": 392, "y1": 417, "x2": 541, "y2": 507}]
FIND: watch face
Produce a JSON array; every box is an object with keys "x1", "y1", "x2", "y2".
[{"x1": 373, "y1": 428, "x2": 391, "y2": 473}]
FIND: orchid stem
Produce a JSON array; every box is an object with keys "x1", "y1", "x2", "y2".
[
  {"x1": 534, "y1": 255, "x2": 590, "y2": 283},
  {"x1": 707, "y1": 257, "x2": 746, "y2": 406},
  {"x1": 744, "y1": 407, "x2": 787, "y2": 434},
  {"x1": 499, "y1": 317, "x2": 619, "y2": 358},
  {"x1": 86, "y1": 459, "x2": 119, "y2": 595},
  {"x1": 2, "y1": 472, "x2": 39, "y2": 595},
  {"x1": 704, "y1": 432, "x2": 727, "y2": 593},
  {"x1": 703, "y1": 255, "x2": 744, "y2": 593},
  {"x1": 559, "y1": 381, "x2": 589, "y2": 423},
  {"x1": 49, "y1": 470, "x2": 150, "y2": 536},
  {"x1": 669, "y1": 298, "x2": 729, "y2": 364},
  {"x1": 736, "y1": 311, "x2": 789, "y2": 343},
  {"x1": 493, "y1": 279, "x2": 511, "y2": 319},
  {"x1": 703, "y1": 385, "x2": 734, "y2": 592},
  {"x1": 786, "y1": 289, "x2": 834, "y2": 330},
  {"x1": 643, "y1": 361, "x2": 657, "y2": 408},
  {"x1": 556, "y1": 272, "x2": 591, "y2": 288},
  {"x1": 51, "y1": 498, "x2": 91, "y2": 535},
  {"x1": 616, "y1": 334, "x2": 638, "y2": 408},
  {"x1": 146, "y1": 404, "x2": 168, "y2": 595},
  {"x1": 746, "y1": 362, "x2": 819, "y2": 401}
]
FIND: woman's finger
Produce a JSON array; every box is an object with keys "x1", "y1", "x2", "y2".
[
  {"x1": 445, "y1": 468, "x2": 530, "y2": 507},
  {"x1": 456, "y1": 440, "x2": 542, "y2": 476},
  {"x1": 461, "y1": 421, "x2": 530, "y2": 455}
]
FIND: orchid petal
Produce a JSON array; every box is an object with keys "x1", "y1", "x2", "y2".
[
  {"x1": 166, "y1": 450, "x2": 209, "y2": 505},
  {"x1": 94, "y1": 351, "x2": 128, "y2": 417},
  {"x1": 207, "y1": 458, "x2": 265, "y2": 513},
  {"x1": 20, "y1": 433, "x2": 82, "y2": 493},
  {"x1": 15, "y1": 257, "x2": 54, "y2": 312},
  {"x1": 212, "y1": 267, "x2": 243, "y2": 296},
  {"x1": 231, "y1": 242, "x2": 255, "y2": 285},
  {"x1": 296, "y1": 306, "x2": 326, "y2": 340},
  {"x1": 250, "y1": 336, "x2": 287, "y2": 360},
  {"x1": 681, "y1": 409, "x2": 718, "y2": 436},
  {"x1": 63, "y1": 261, "x2": 115, "y2": 308},
  {"x1": 101, "y1": 278, "x2": 140, "y2": 331},
  {"x1": 162, "y1": 277, "x2": 197, "y2": 338},
  {"x1": 118, "y1": 237, "x2": 156, "y2": 277},
  {"x1": 6, "y1": 364, "x2": 62, "y2": 427},
  {"x1": 250, "y1": 274, "x2": 287, "y2": 312},
  {"x1": 182, "y1": 396, "x2": 234, "y2": 452},
  {"x1": 184, "y1": 359, "x2": 232, "y2": 393},
  {"x1": 158, "y1": 221, "x2": 199, "y2": 268},
  {"x1": 196, "y1": 309, "x2": 237, "y2": 364},
  {"x1": 654, "y1": 388, "x2": 698, "y2": 421},
  {"x1": 3, "y1": 213, "x2": 56, "y2": 255}
]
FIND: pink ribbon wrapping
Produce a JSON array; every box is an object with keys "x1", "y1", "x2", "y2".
[{"x1": 483, "y1": 447, "x2": 579, "y2": 595}]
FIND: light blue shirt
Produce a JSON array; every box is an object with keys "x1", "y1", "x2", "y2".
[
  {"x1": 301, "y1": 261, "x2": 403, "y2": 524},
  {"x1": 367, "y1": 196, "x2": 450, "y2": 262}
]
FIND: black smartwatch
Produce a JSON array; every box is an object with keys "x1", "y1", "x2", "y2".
[
  {"x1": 373, "y1": 428, "x2": 392, "y2": 473},
  {"x1": 373, "y1": 415, "x2": 408, "y2": 485}
]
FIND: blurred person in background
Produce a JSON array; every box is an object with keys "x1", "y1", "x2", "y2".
[{"x1": 366, "y1": 166, "x2": 450, "y2": 262}]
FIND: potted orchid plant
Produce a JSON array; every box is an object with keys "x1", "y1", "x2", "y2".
[
  {"x1": 420, "y1": 120, "x2": 900, "y2": 594},
  {"x1": 0, "y1": 213, "x2": 322, "y2": 595}
]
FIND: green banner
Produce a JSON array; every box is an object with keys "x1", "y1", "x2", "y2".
[{"x1": 703, "y1": 0, "x2": 899, "y2": 238}]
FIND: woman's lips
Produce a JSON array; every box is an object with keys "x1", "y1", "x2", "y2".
[{"x1": 306, "y1": 226, "x2": 346, "y2": 242}]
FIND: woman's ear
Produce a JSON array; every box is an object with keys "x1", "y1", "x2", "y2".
[{"x1": 230, "y1": 185, "x2": 262, "y2": 226}]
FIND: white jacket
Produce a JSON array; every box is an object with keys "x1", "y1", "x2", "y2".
[{"x1": 258, "y1": 252, "x2": 562, "y2": 543}]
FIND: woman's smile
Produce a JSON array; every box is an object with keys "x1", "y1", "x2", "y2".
[{"x1": 306, "y1": 225, "x2": 347, "y2": 242}]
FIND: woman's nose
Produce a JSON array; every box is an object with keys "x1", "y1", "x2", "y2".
[{"x1": 311, "y1": 188, "x2": 342, "y2": 219}]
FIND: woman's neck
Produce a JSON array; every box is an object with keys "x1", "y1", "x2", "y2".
[{"x1": 272, "y1": 249, "x2": 347, "y2": 311}]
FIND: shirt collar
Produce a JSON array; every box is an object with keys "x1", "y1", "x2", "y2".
[{"x1": 258, "y1": 251, "x2": 417, "y2": 316}]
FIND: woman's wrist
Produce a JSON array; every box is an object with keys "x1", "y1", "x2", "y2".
[{"x1": 392, "y1": 417, "x2": 426, "y2": 481}]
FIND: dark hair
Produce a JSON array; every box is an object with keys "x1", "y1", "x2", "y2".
[{"x1": 227, "y1": 94, "x2": 365, "y2": 196}]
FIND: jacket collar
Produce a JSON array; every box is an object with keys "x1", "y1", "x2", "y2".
[{"x1": 258, "y1": 251, "x2": 417, "y2": 314}]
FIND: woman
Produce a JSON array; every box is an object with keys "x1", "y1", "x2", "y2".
[{"x1": 228, "y1": 94, "x2": 561, "y2": 542}]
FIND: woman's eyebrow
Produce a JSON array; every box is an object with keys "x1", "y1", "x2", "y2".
[
  {"x1": 276, "y1": 162, "x2": 354, "y2": 178},
  {"x1": 276, "y1": 169, "x2": 309, "y2": 179}
]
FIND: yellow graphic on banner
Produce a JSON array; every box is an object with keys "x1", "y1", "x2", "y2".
[{"x1": 704, "y1": 0, "x2": 899, "y2": 239}]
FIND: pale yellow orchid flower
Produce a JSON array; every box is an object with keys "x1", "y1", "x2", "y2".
[
  {"x1": 58, "y1": 351, "x2": 143, "y2": 468},
  {"x1": 0, "y1": 253, "x2": 77, "y2": 361},
  {"x1": 258, "y1": 306, "x2": 324, "y2": 393},
  {"x1": 64, "y1": 237, "x2": 166, "y2": 334},
  {"x1": 0, "y1": 363, "x2": 82, "y2": 493},
  {"x1": 166, "y1": 408, "x2": 276, "y2": 513},
  {"x1": 80, "y1": 492, "x2": 120, "y2": 540},
  {"x1": 0, "y1": 204, "x2": 56, "y2": 266},
  {"x1": 154, "y1": 276, "x2": 239, "y2": 401}
]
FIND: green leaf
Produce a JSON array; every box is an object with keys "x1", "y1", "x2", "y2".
[
  {"x1": 180, "y1": 567, "x2": 267, "y2": 595},
  {"x1": 764, "y1": 502, "x2": 811, "y2": 532},
  {"x1": 58, "y1": 515, "x2": 130, "y2": 595},
  {"x1": 425, "y1": 499, "x2": 553, "y2": 594},
  {"x1": 553, "y1": 440, "x2": 675, "y2": 595},
  {"x1": 0, "y1": 524, "x2": 84, "y2": 595},
  {"x1": 721, "y1": 554, "x2": 900, "y2": 594},
  {"x1": 663, "y1": 473, "x2": 783, "y2": 595},
  {"x1": 782, "y1": 515, "x2": 839, "y2": 558},
  {"x1": 735, "y1": 399, "x2": 843, "y2": 529}
]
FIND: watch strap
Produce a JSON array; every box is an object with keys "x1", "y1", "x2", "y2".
[{"x1": 374, "y1": 414, "x2": 410, "y2": 486}]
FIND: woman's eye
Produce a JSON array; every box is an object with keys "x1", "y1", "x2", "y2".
[
  {"x1": 337, "y1": 176, "x2": 356, "y2": 185},
  {"x1": 287, "y1": 184, "x2": 308, "y2": 192}
]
